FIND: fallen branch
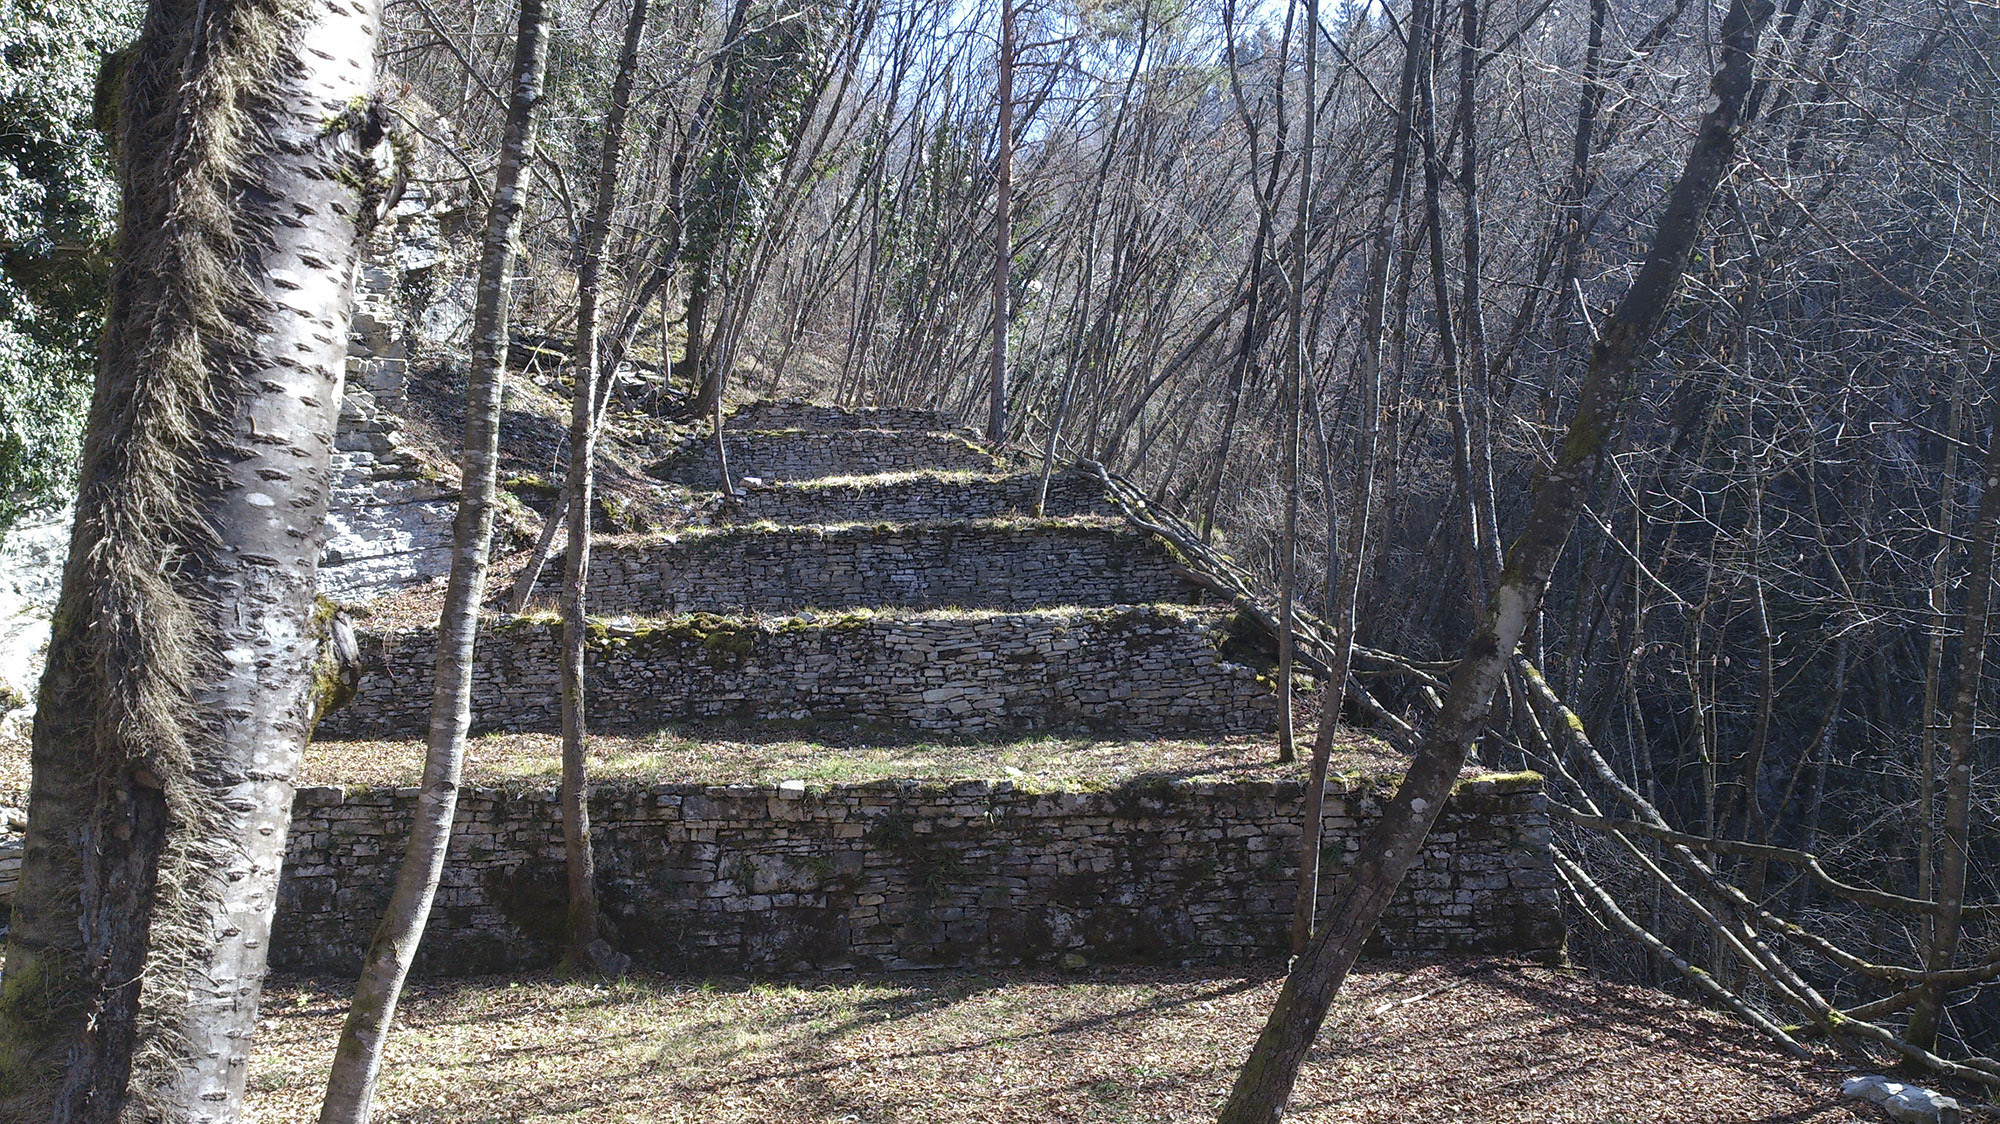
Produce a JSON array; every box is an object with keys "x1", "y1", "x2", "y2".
[
  {"x1": 1546, "y1": 804, "x2": 1999, "y2": 921},
  {"x1": 1524, "y1": 659, "x2": 2000, "y2": 1085},
  {"x1": 1551, "y1": 844, "x2": 1812, "y2": 1059}
]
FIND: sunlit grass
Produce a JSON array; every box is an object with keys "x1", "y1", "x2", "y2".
[{"x1": 292, "y1": 725, "x2": 1405, "y2": 793}]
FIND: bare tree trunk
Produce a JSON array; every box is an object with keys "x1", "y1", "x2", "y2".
[
  {"x1": 316, "y1": 0, "x2": 550, "y2": 1117},
  {"x1": 1203, "y1": 0, "x2": 1293, "y2": 543},
  {"x1": 1907, "y1": 392, "x2": 2000, "y2": 1049},
  {"x1": 503, "y1": 255, "x2": 677, "y2": 616},
  {"x1": 1223, "y1": 1, "x2": 1772, "y2": 1115},
  {"x1": 1456, "y1": 0, "x2": 1500, "y2": 589},
  {"x1": 1275, "y1": 0, "x2": 1318, "y2": 778},
  {"x1": 685, "y1": 277, "x2": 717, "y2": 417},
  {"x1": 0, "y1": 0, "x2": 384, "y2": 1117},
  {"x1": 711, "y1": 378, "x2": 736, "y2": 496},
  {"x1": 1289, "y1": 0, "x2": 1425, "y2": 952},
  {"x1": 557, "y1": 0, "x2": 650, "y2": 974},
  {"x1": 989, "y1": 0, "x2": 1015, "y2": 444},
  {"x1": 1917, "y1": 360, "x2": 1966, "y2": 907},
  {"x1": 1282, "y1": 0, "x2": 1321, "y2": 935}
]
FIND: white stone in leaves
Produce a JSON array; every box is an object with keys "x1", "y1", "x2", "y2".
[
  {"x1": 1841, "y1": 1075, "x2": 1903, "y2": 1104},
  {"x1": 1884, "y1": 1089, "x2": 1963, "y2": 1124},
  {"x1": 1843, "y1": 1076, "x2": 1963, "y2": 1124},
  {"x1": 246, "y1": 493, "x2": 277, "y2": 507}
]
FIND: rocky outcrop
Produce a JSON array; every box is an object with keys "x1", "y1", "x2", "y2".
[{"x1": 317, "y1": 190, "x2": 464, "y2": 600}]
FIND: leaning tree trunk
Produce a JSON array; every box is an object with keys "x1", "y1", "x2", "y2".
[
  {"x1": 1220, "y1": 1, "x2": 1773, "y2": 1118},
  {"x1": 558, "y1": 0, "x2": 651, "y2": 972},
  {"x1": 0, "y1": 0, "x2": 386, "y2": 1117},
  {"x1": 316, "y1": 0, "x2": 551, "y2": 1119}
]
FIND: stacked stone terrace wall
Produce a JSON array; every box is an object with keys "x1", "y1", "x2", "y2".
[
  {"x1": 728, "y1": 471, "x2": 1114, "y2": 526},
  {"x1": 655, "y1": 430, "x2": 1001, "y2": 487},
  {"x1": 554, "y1": 520, "x2": 1197, "y2": 614},
  {"x1": 728, "y1": 401, "x2": 954, "y2": 433},
  {"x1": 322, "y1": 606, "x2": 1277, "y2": 739},
  {"x1": 272, "y1": 773, "x2": 1562, "y2": 975}
]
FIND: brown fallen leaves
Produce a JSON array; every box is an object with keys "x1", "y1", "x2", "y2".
[{"x1": 248, "y1": 958, "x2": 1890, "y2": 1124}]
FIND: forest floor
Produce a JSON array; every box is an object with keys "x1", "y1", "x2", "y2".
[{"x1": 246, "y1": 957, "x2": 1918, "y2": 1124}]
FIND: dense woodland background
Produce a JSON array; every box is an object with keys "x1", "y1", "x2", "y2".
[{"x1": 3, "y1": 0, "x2": 1995, "y2": 1066}]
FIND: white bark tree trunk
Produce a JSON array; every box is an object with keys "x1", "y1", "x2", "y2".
[{"x1": 0, "y1": 0, "x2": 385, "y2": 1117}]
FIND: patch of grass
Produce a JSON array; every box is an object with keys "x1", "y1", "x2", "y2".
[
  {"x1": 294, "y1": 726, "x2": 1410, "y2": 793},
  {"x1": 591, "y1": 513, "x2": 1130, "y2": 548}
]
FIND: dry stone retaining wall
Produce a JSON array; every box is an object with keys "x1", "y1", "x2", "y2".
[
  {"x1": 728, "y1": 401, "x2": 954, "y2": 433},
  {"x1": 557, "y1": 520, "x2": 1197, "y2": 615},
  {"x1": 727, "y1": 471, "x2": 1114, "y2": 526},
  {"x1": 270, "y1": 773, "x2": 1564, "y2": 975},
  {"x1": 654, "y1": 430, "x2": 1001, "y2": 487},
  {"x1": 321, "y1": 606, "x2": 1278, "y2": 739}
]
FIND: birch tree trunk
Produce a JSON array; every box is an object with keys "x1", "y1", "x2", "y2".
[
  {"x1": 0, "y1": 0, "x2": 385, "y2": 1116},
  {"x1": 1223, "y1": 1, "x2": 1772, "y2": 1116},
  {"x1": 559, "y1": 0, "x2": 651, "y2": 972},
  {"x1": 316, "y1": 0, "x2": 550, "y2": 1117}
]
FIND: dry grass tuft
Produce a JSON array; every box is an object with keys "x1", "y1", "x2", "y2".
[{"x1": 277, "y1": 726, "x2": 1406, "y2": 792}]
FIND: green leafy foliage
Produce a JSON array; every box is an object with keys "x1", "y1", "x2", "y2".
[
  {"x1": 682, "y1": 0, "x2": 846, "y2": 275},
  {"x1": 0, "y1": 0, "x2": 139, "y2": 529}
]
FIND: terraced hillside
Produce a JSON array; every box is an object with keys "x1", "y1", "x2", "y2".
[
  {"x1": 330, "y1": 401, "x2": 1273, "y2": 740},
  {"x1": 291, "y1": 401, "x2": 1562, "y2": 975}
]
